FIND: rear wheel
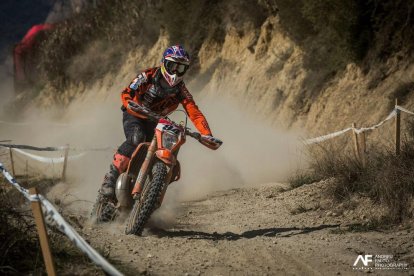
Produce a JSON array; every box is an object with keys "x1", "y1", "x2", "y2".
[
  {"x1": 91, "y1": 193, "x2": 117, "y2": 223},
  {"x1": 125, "y1": 161, "x2": 167, "y2": 235}
]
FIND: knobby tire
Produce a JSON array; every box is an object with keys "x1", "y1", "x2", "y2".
[
  {"x1": 91, "y1": 193, "x2": 117, "y2": 223},
  {"x1": 125, "y1": 161, "x2": 167, "y2": 235}
]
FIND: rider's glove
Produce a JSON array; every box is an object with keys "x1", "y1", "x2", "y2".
[{"x1": 200, "y1": 135, "x2": 223, "y2": 150}]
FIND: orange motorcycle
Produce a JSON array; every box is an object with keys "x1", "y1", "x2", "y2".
[{"x1": 92, "y1": 101, "x2": 222, "y2": 235}]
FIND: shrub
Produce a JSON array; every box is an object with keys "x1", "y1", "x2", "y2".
[
  {"x1": 0, "y1": 179, "x2": 41, "y2": 273},
  {"x1": 306, "y1": 126, "x2": 414, "y2": 222},
  {"x1": 0, "y1": 178, "x2": 102, "y2": 274}
]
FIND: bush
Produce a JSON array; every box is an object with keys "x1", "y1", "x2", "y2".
[
  {"x1": 307, "y1": 129, "x2": 414, "y2": 223},
  {"x1": 0, "y1": 178, "x2": 103, "y2": 274},
  {"x1": 0, "y1": 179, "x2": 41, "y2": 274}
]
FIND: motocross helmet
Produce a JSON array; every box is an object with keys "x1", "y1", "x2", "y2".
[{"x1": 160, "y1": 45, "x2": 190, "y2": 87}]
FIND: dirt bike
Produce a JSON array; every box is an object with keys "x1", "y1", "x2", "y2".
[{"x1": 92, "y1": 101, "x2": 222, "y2": 235}]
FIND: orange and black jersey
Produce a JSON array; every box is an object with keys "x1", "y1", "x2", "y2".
[{"x1": 121, "y1": 67, "x2": 212, "y2": 136}]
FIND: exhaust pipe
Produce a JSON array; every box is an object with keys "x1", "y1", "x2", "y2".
[{"x1": 115, "y1": 173, "x2": 133, "y2": 208}]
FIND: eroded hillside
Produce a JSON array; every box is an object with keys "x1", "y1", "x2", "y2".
[{"x1": 10, "y1": 0, "x2": 411, "y2": 137}]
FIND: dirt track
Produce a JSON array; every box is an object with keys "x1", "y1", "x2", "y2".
[{"x1": 77, "y1": 180, "x2": 414, "y2": 276}]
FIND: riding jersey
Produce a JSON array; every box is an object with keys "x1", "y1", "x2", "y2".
[{"x1": 121, "y1": 67, "x2": 212, "y2": 136}]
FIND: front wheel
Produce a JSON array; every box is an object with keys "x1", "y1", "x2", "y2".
[{"x1": 125, "y1": 161, "x2": 168, "y2": 235}]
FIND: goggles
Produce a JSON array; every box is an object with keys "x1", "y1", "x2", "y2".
[{"x1": 165, "y1": 60, "x2": 189, "y2": 76}]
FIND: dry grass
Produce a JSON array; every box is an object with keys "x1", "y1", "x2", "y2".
[
  {"x1": 0, "y1": 178, "x2": 42, "y2": 274},
  {"x1": 0, "y1": 178, "x2": 104, "y2": 275},
  {"x1": 302, "y1": 126, "x2": 414, "y2": 223}
]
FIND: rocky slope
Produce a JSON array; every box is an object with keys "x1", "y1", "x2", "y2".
[{"x1": 17, "y1": 0, "x2": 413, "y2": 138}]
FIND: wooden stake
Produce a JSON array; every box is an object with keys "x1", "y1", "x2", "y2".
[
  {"x1": 26, "y1": 160, "x2": 28, "y2": 183},
  {"x1": 360, "y1": 131, "x2": 367, "y2": 168},
  {"x1": 29, "y1": 188, "x2": 57, "y2": 276},
  {"x1": 9, "y1": 147, "x2": 15, "y2": 176},
  {"x1": 395, "y1": 98, "x2": 401, "y2": 155},
  {"x1": 352, "y1": 123, "x2": 361, "y2": 163},
  {"x1": 61, "y1": 144, "x2": 69, "y2": 181}
]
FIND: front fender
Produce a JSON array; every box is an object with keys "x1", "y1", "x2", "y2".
[{"x1": 155, "y1": 149, "x2": 176, "y2": 165}]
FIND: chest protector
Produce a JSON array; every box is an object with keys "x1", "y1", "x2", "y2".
[{"x1": 139, "y1": 70, "x2": 183, "y2": 115}]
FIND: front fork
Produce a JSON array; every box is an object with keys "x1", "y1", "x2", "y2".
[
  {"x1": 131, "y1": 136, "x2": 177, "y2": 201},
  {"x1": 131, "y1": 135, "x2": 157, "y2": 198}
]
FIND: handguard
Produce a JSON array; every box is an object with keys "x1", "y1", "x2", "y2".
[{"x1": 199, "y1": 135, "x2": 223, "y2": 150}]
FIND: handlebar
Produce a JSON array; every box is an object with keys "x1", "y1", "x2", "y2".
[
  {"x1": 128, "y1": 101, "x2": 164, "y2": 122},
  {"x1": 185, "y1": 128, "x2": 201, "y2": 140},
  {"x1": 128, "y1": 101, "x2": 200, "y2": 140},
  {"x1": 128, "y1": 101, "x2": 222, "y2": 149}
]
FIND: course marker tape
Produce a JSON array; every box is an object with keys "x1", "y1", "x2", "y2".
[
  {"x1": 0, "y1": 163, "x2": 30, "y2": 199},
  {"x1": 305, "y1": 106, "x2": 414, "y2": 145},
  {"x1": 0, "y1": 163, "x2": 123, "y2": 276},
  {"x1": 0, "y1": 120, "x2": 69, "y2": 127},
  {"x1": 353, "y1": 110, "x2": 396, "y2": 134},
  {"x1": 396, "y1": 105, "x2": 414, "y2": 116},
  {"x1": 0, "y1": 144, "x2": 113, "y2": 152},
  {"x1": 11, "y1": 148, "x2": 85, "y2": 164},
  {"x1": 304, "y1": 128, "x2": 353, "y2": 145}
]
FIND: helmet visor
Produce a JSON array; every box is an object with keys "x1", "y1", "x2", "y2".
[{"x1": 165, "y1": 60, "x2": 189, "y2": 76}]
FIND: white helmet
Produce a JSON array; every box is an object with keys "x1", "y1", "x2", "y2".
[{"x1": 160, "y1": 45, "x2": 190, "y2": 87}]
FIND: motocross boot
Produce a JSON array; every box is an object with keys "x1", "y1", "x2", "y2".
[{"x1": 100, "y1": 153, "x2": 130, "y2": 199}]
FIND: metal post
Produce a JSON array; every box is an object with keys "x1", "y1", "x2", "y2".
[
  {"x1": 395, "y1": 98, "x2": 401, "y2": 155},
  {"x1": 61, "y1": 144, "x2": 69, "y2": 181},
  {"x1": 29, "y1": 188, "x2": 57, "y2": 276}
]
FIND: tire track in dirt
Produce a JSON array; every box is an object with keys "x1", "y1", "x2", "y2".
[{"x1": 81, "y1": 181, "x2": 413, "y2": 275}]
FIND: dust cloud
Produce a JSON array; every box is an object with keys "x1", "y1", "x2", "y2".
[
  {"x1": 0, "y1": 56, "x2": 14, "y2": 112},
  {"x1": 153, "y1": 96, "x2": 307, "y2": 227},
  {"x1": 0, "y1": 85, "x2": 306, "y2": 219},
  {"x1": 0, "y1": 90, "x2": 123, "y2": 214},
  {"x1": 165, "y1": 96, "x2": 306, "y2": 202}
]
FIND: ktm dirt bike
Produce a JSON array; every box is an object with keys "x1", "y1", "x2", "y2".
[{"x1": 92, "y1": 101, "x2": 222, "y2": 235}]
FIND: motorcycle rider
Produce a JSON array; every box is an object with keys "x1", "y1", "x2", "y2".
[{"x1": 99, "y1": 45, "x2": 218, "y2": 199}]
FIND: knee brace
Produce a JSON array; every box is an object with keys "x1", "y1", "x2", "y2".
[
  {"x1": 118, "y1": 126, "x2": 147, "y2": 157},
  {"x1": 128, "y1": 126, "x2": 146, "y2": 146},
  {"x1": 112, "y1": 152, "x2": 130, "y2": 173}
]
